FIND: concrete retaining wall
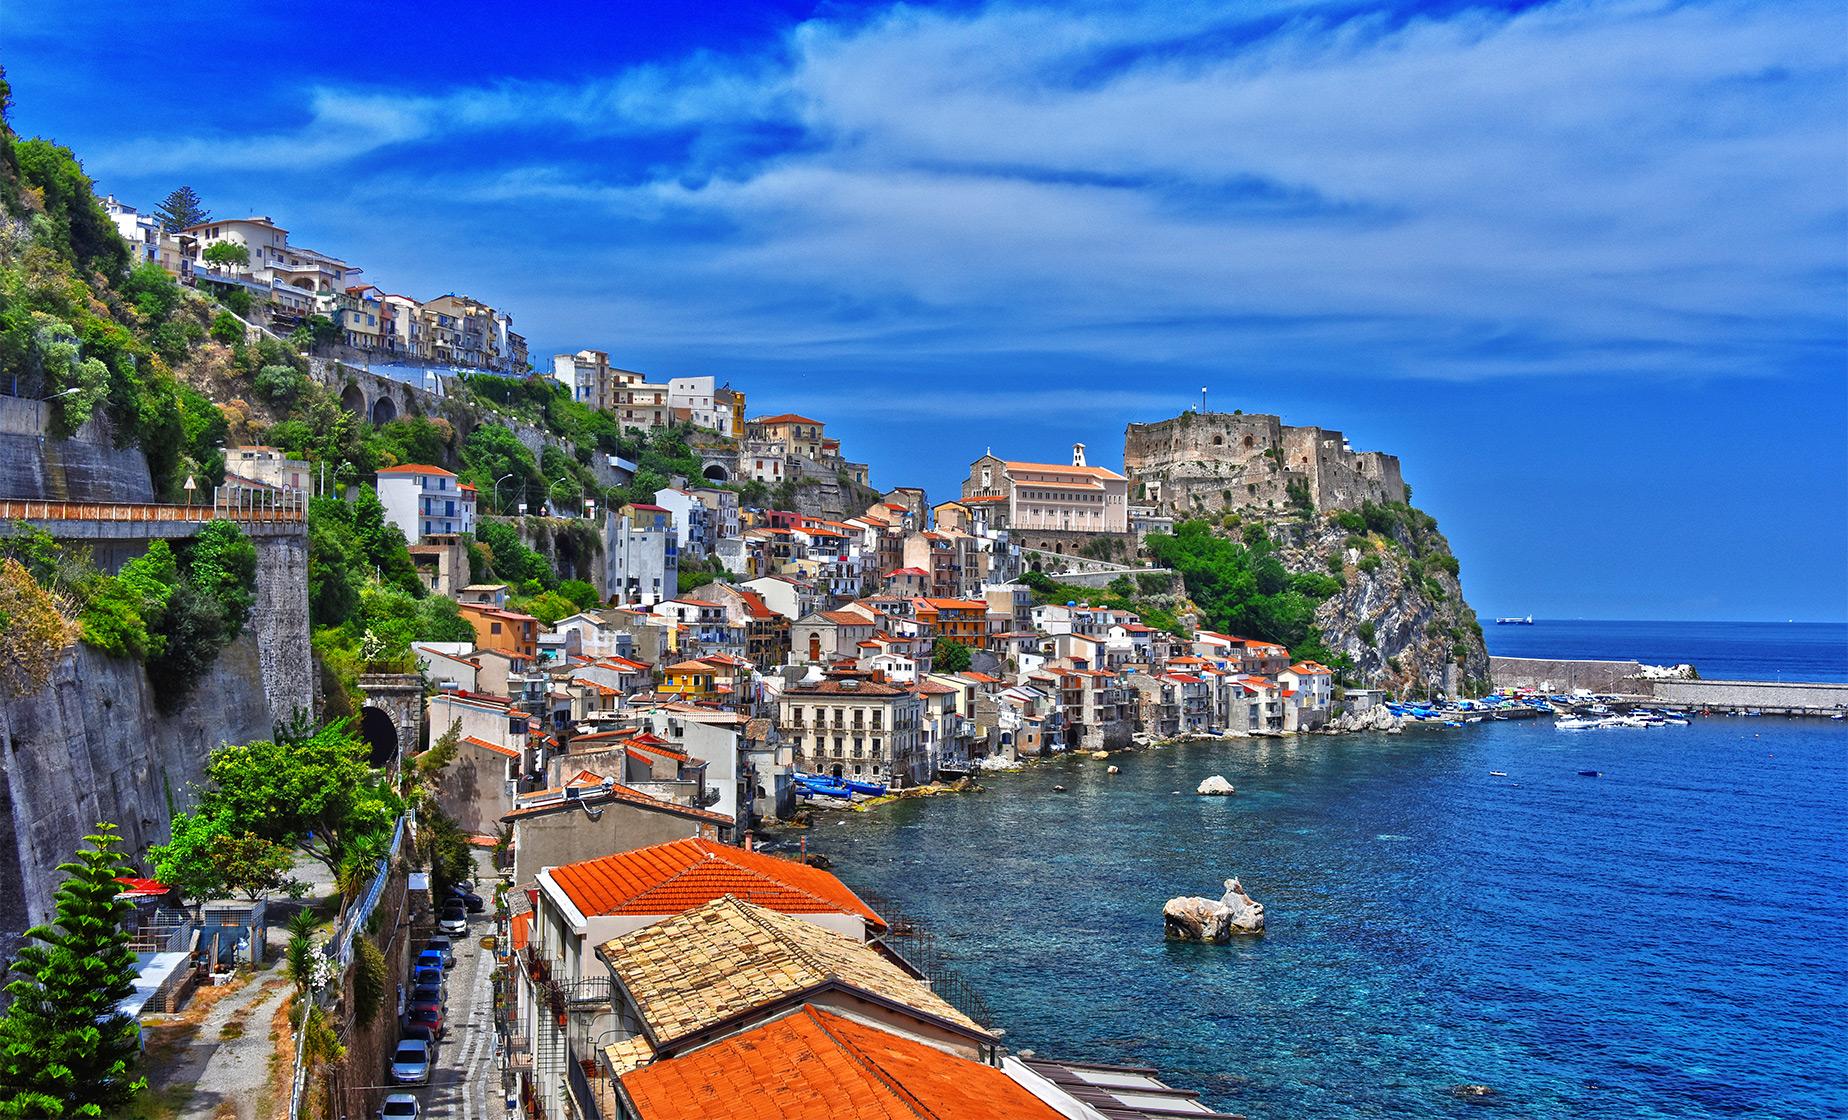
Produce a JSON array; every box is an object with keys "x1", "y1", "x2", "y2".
[
  {"x1": 1650, "y1": 679, "x2": 1848, "y2": 711},
  {"x1": 0, "y1": 397, "x2": 155, "y2": 502},
  {"x1": 1490, "y1": 656, "x2": 1645, "y2": 693}
]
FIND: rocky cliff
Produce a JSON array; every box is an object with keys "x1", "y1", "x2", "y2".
[{"x1": 1274, "y1": 508, "x2": 1489, "y2": 693}]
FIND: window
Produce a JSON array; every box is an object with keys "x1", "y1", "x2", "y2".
[{"x1": 491, "y1": 622, "x2": 502, "y2": 635}]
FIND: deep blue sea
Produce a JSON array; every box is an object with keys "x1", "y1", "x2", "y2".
[
  {"x1": 1483, "y1": 619, "x2": 1848, "y2": 683},
  {"x1": 813, "y1": 623, "x2": 1848, "y2": 1119}
]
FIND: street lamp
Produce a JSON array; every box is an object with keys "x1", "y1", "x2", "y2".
[
  {"x1": 37, "y1": 386, "x2": 81, "y2": 401},
  {"x1": 493, "y1": 472, "x2": 514, "y2": 515}
]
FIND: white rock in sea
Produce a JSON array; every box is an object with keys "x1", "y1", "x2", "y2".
[
  {"x1": 1162, "y1": 895, "x2": 1232, "y2": 943},
  {"x1": 1196, "y1": 775, "x2": 1236, "y2": 796},
  {"x1": 1106, "y1": 765, "x2": 1120, "y2": 775},
  {"x1": 1219, "y1": 877, "x2": 1266, "y2": 935}
]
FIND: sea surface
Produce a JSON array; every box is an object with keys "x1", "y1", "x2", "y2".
[
  {"x1": 810, "y1": 625, "x2": 1848, "y2": 1119},
  {"x1": 1482, "y1": 618, "x2": 1848, "y2": 683}
]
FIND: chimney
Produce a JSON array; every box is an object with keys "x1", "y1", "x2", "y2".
[{"x1": 1072, "y1": 442, "x2": 1087, "y2": 468}]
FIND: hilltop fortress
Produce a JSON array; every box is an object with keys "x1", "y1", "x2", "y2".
[{"x1": 1123, "y1": 410, "x2": 1405, "y2": 520}]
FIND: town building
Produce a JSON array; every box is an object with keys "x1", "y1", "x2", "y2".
[
  {"x1": 961, "y1": 444, "x2": 1131, "y2": 556},
  {"x1": 375, "y1": 464, "x2": 476, "y2": 541},
  {"x1": 779, "y1": 676, "x2": 925, "y2": 786},
  {"x1": 606, "y1": 503, "x2": 679, "y2": 606}
]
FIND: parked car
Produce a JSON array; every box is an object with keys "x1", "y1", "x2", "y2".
[
  {"x1": 404, "y1": 999, "x2": 445, "y2": 1038},
  {"x1": 446, "y1": 884, "x2": 486, "y2": 913},
  {"x1": 411, "y1": 978, "x2": 444, "y2": 1007},
  {"x1": 400, "y1": 1023, "x2": 438, "y2": 1053},
  {"x1": 423, "y1": 938, "x2": 455, "y2": 968},
  {"x1": 438, "y1": 903, "x2": 467, "y2": 936},
  {"x1": 389, "y1": 1039, "x2": 431, "y2": 1085},
  {"x1": 412, "y1": 964, "x2": 445, "y2": 991},
  {"x1": 379, "y1": 1093, "x2": 420, "y2": 1119}
]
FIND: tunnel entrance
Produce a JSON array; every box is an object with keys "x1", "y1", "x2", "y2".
[{"x1": 358, "y1": 706, "x2": 399, "y2": 766}]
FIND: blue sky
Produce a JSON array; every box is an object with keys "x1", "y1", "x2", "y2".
[{"x1": 6, "y1": 0, "x2": 1845, "y2": 620}]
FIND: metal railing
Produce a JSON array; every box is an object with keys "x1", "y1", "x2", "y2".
[{"x1": 0, "y1": 497, "x2": 303, "y2": 523}]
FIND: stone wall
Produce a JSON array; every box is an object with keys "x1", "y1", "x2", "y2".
[
  {"x1": 1489, "y1": 656, "x2": 1646, "y2": 694},
  {"x1": 1648, "y1": 678, "x2": 1848, "y2": 711},
  {"x1": 0, "y1": 641, "x2": 278, "y2": 960},
  {"x1": 1123, "y1": 411, "x2": 1405, "y2": 520},
  {"x1": 0, "y1": 398, "x2": 155, "y2": 502}
]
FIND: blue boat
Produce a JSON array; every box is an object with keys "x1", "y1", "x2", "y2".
[{"x1": 841, "y1": 778, "x2": 887, "y2": 797}]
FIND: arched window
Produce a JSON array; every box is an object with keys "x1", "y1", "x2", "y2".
[
  {"x1": 1244, "y1": 435, "x2": 1255, "y2": 449},
  {"x1": 1213, "y1": 435, "x2": 1223, "y2": 446}
]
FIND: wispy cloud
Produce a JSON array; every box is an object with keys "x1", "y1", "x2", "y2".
[{"x1": 93, "y1": 0, "x2": 1846, "y2": 386}]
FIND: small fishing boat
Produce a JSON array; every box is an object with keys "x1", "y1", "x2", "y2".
[
  {"x1": 1555, "y1": 716, "x2": 1605, "y2": 730},
  {"x1": 1489, "y1": 771, "x2": 1508, "y2": 777},
  {"x1": 1577, "y1": 769, "x2": 1604, "y2": 777},
  {"x1": 841, "y1": 778, "x2": 888, "y2": 797}
]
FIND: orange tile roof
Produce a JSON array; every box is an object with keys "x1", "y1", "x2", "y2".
[
  {"x1": 376, "y1": 463, "x2": 457, "y2": 477},
  {"x1": 1001, "y1": 459, "x2": 1125, "y2": 480},
  {"x1": 753, "y1": 413, "x2": 823, "y2": 426},
  {"x1": 461, "y1": 735, "x2": 519, "y2": 758},
  {"x1": 620, "y1": 1007, "x2": 1055, "y2": 1120},
  {"x1": 509, "y1": 911, "x2": 532, "y2": 953},
  {"x1": 547, "y1": 838, "x2": 883, "y2": 927}
]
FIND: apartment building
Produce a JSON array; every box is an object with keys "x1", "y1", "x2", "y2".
[
  {"x1": 779, "y1": 676, "x2": 926, "y2": 787},
  {"x1": 375, "y1": 464, "x2": 477, "y2": 541},
  {"x1": 606, "y1": 503, "x2": 679, "y2": 606},
  {"x1": 551, "y1": 349, "x2": 616, "y2": 411}
]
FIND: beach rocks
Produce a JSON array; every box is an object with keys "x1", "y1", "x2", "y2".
[
  {"x1": 1448, "y1": 1085, "x2": 1496, "y2": 1101},
  {"x1": 1163, "y1": 878, "x2": 1265, "y2": 941},
  {"x1": 1089, "y1": 750, "x2": 1111, "y2": 760},
  {"x1": 1196, "y1": 775, "x2": 1236, "y2": 796},
  {"x1": 1333, "y1": 705, "x2": 1404, "y2": 733}
]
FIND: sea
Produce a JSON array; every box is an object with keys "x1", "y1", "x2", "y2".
[{"x1": 809, "y1": 620, "x2": 1848, "y2": 1118}]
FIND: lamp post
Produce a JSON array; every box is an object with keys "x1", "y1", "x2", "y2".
[{"x1": 493, "y1": 472, "x2": 514, "y2": 515}]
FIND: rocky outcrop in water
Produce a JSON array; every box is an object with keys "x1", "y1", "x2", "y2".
[
  {"x1": 1164, "y1": 878, "x2": 1266, "y2": 942},
  {"x1": 1331, "y1": 705, "x2": 1404, "y2": 733},
  {"x1": 1196, "y1": 775, "x2": 1236, "y2": 796}
]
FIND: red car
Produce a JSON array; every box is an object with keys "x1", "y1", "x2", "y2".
[{"x1": 404, "y1": 999, "x2": 445, "y2": 1038}]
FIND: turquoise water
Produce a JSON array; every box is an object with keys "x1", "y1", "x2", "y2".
[{"x1": 815, "y1": 719, "x2": 1848, "y2": 1117}]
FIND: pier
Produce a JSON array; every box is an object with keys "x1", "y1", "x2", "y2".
[{"x1": 1490, "y1": 656, "x2": 1848, "y2": 718}]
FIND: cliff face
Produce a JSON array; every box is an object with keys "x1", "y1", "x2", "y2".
[{"x1": 1273, "y1": 512, "x2": 1489, "y2": 694}]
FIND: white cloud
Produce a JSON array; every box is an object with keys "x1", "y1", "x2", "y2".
[{"x1": 107, "y1": 0, "x2": 1846, "y2": 383}]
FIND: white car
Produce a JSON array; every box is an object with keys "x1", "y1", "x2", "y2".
[
  {"x1": 438, "y1": 902, "x2": 468, "y2": 936},
  {"x1": 380, "y1": 1093, "x2": 420, "y2": 1119},
  {"x1": 389, "y1": 1039, "x2": 431, "y2": 1085}
]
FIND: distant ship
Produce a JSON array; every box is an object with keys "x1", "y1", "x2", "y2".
[{"x1": 1496, "y1": 615, "x2": 1535, "y2": 625}]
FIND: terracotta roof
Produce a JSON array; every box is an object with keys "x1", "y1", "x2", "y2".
[
  {"x1": 1002, "y1": 460, "x2": 1125, "y2": 480},
  {"x1": 620, "y1": 1007, "x2": 1051, "y2": 1120},
  {"x1": 546, "y1": 838, "x2": 883, "y2": 926},
  {"x1": 665, "y1": 660, "x2": 716, "y2": 674},
  {"x1": 752, "y1": 413, "x2": 823, "y2": 426},
  {"x1": 509, "y1": 912, "x2": 532, "y2": 953},
  {"x1": 377, "y1": 463, "x2": 456, "y2": 477},
  {"x1": 819, "y1": 611, "x2": 871, "y2": 625},
  {"x1": 784, "y1": 678, "x2": 912, "y2": 698},
  {"x1": 599, "y1": 898, "x2": 983, "y2": 1050},
  {"x1": 502, "y1": 781, "x2": 731, "y2": 826},
  {"x1": 461, "y1": 735, "x2": 519, "y2": 758}
]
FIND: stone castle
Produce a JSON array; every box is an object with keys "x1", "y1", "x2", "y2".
[{"x1": 1123, "y1": 410, "x2": 1405, "y2": 519}]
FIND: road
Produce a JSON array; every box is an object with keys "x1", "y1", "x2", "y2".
[{"x1": 416, "y1": 906, "x2": 502, "y2": 1119}]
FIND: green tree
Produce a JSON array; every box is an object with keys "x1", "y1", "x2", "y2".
[
  {"x1": 556, "y1": 579, "x2": 600, "y2": 612},
  {"x1": 209, "y1": 310, "x2": 243, "y2": 345},
  {"x1": 932, "y1": 638, "x2": 974, "y2": 673},
  {"x1": 152, "y1": 185, "x2": 209, "y2": 232},
  {"x1": 12, "y1": 138, "x2": 129, "y2": 280},
  {"x1": 0, "y1": 823, "x2": 146, "y2": 1118},
  {"x1": 289, "y1": 314, "x2": 339, "y2": 351},
  {"x1": 149, "y1": 813, "x2": 299, "y2": 902},
  {"x1": 201, "y1": 241, "x2": 249, "y2": 271},
  {"x1": 193, "y1": 720, "x2": 399, "y2": 883},
  {"x1": 186, "y1": 521, "x2": 257, "y2": 639}
]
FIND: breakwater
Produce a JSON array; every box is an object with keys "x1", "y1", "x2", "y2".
[{"x1": 1490, "y1": 655, "x2": 1847, "y2": 715}]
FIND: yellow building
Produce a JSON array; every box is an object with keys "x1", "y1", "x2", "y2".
[{"x1": 660, "y1": 659, "x2": 719, "y2": 700}]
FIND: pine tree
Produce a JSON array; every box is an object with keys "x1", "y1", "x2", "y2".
[
  {"x1": 0, "y1": 823, "x2": 147, "y2": 1118},
  {"x1": 152, "y1": 185, "x2": 209, "y2": 232}
]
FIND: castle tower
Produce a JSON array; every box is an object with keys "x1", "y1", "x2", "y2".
[{"x1": 1072, "y1": 442, "x2": 1087, "y2": 468}]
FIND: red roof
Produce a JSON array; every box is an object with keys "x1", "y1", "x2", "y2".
[
  {"x1": 753, "y1": 413, "x2": 823, "y2": 426},
  {"x1": 377, "y1": 463, "x2": 456, "y2": 477},
  {"x1": 621, "y1": 1007, "x2": 1056, "y2": 1120},
  {"x1": 461, "y1": 735, "x2": 519, "y2": 758},
  {"x1": 545, "y1": 838, "x2": 884, "y2": 927}
]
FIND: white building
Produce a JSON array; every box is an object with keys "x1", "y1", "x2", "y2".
[
  {"x1": 652, "y1": 488, "x2": 713, "y2": 561},
  {"x1": 550, "y1": 349, "x2": 614, "y2": 411},
  {"x1": 607, "y1": 504, "x2": 679, "y2": 606},
  {"x1": 376, "y1": 464, "x2": 477, "y2": 542},
  {"x1": 667, "y1": 375, "x2": 728, "y2": 433}
]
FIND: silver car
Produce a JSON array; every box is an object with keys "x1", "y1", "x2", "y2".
[
  {"x1": 389, "y1": 1039, "x2": 431, "y2": 1085},
  {"x1": 380, "y1": 1093, "x2": 420, "y2": 1119}
]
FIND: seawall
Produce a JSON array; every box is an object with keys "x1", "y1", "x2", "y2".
[{"x1": 1490, "y1": 655, "x2": 1645, "y2": 693}]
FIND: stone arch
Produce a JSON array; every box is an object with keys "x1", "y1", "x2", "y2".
[
  {"x1": 702, "y1": 463, "x2": 730, "y2": 482},
  {"x1": 1213, "y1": 435, "x2": 1223, "y2": 446},
  {"x1": 340, "y1": 383, "x2": 368, "y2": 418},
  {"x1": 358, "y1": 672, "x2": 424, "y2": 769},
  {"x1": 371, "y1": 395, "x2": 398, "y2": 425},
  {"x1": 358, "y1": 706, "x2": 399, "y2": 766},
  {"x1": 1243, "y1": 435, "x2": 1255, "y2": 449}
]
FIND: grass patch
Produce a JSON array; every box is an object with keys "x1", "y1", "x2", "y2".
[{"x1": 120, "y1": 1081, "x2": 195, "y2": 1120}]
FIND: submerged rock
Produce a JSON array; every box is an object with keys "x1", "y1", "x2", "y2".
[
  {"x1": 1196, "y1": 775, "x2": 1236, "y2": 796},
  {"x1": 1449, "y1": 1084, "x2": 1496, "y2": 1101}
]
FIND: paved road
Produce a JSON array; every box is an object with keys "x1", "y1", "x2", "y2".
[{"x1": 416, "y1": 909, "x2": 501, "y2": 1120}]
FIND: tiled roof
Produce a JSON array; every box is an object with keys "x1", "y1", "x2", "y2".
[
  {"x1": 502, "y1": 780, "x2": 731, "y2": 825},
  {"x1": 377, "y1": 463, "x2": 456, "y2": 477},
  {"x1": 547, "y1": 838, "x2": 883, "y2": 926},
  {"x1": 461, "y1": 735, "x2": 519, "y2": 758},
  {"x1": 600, "y1": 898, "x2": 983, "y2": 1050},
  {"x1": 1001, "y1": 460, "x2": 1125, "y2": 480},
  {"x1": 783, "y1": 678, "x2": 911, "y2": 698},
  {"x1": 620, "y1": 1007, "x2": 1051, "y2": 1120},
  {"x1": 753, "y1": 413, "x2": 823, "y2": 426}
]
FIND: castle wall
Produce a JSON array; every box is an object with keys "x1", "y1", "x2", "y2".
[{"x1": 1123, "y1": 411, "x2": 1405, "y2": 519}]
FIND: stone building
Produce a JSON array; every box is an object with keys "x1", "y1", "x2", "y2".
[
  {"x1": 778, "y1": 676, "x2": 925, "y2": 787},
  {"x1": 1122, "y1": 410, "x2": 1405, "y2": 520},
  {"x1": 960, "y1": 444, "x2": 1133, "y2": 557}
]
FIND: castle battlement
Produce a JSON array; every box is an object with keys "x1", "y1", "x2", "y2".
[{"x1": 1123, "y1": 411, "x2": 1405, "y2": 519}]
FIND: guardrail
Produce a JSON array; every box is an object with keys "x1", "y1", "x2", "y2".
[{"x1": 0, "y1": 498, "x2": 304, "y2": 523}]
